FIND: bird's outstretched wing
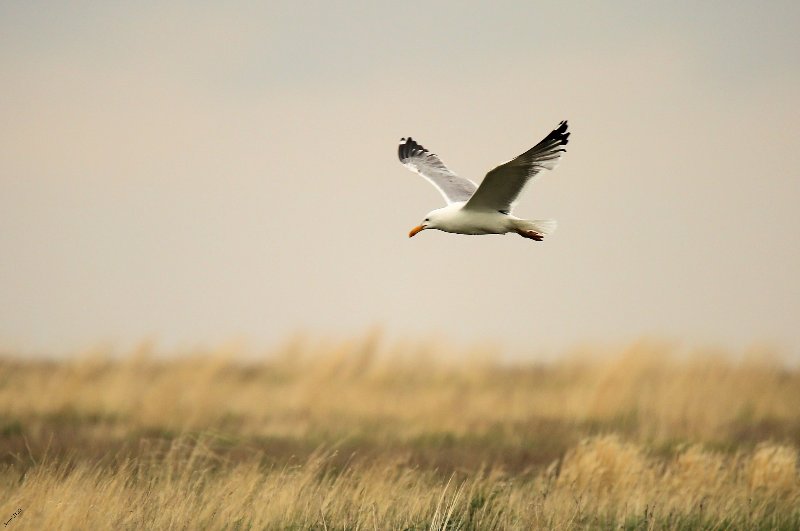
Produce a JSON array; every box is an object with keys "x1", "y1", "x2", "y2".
[
  {"x1": 464, "y1": 121, "x2": 569, "y2": 213},
  {"x1": 399, "y1": 137, "x2": 478, "y2": 204}
]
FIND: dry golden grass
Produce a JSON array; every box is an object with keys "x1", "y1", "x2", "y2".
[{"x1": 0, "y1": 335, "x2": 798, "y2": 529}]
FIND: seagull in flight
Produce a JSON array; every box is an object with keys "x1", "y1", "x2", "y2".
[{"x1": 399, "y1": 121, "x2": 569, "y2": 242}]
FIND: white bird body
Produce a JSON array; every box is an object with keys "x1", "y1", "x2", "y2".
[
  {"x1": 424, "y1": 203, "x2": 531, "y2": 235},
  {"x1": 399, "y1": 121, "x2": 569, "y2": 242}
]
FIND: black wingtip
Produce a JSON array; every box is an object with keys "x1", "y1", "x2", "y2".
[
  {"x1": 398, "y1": 136, "x2": 428, "y2": 162},
  {"x1": 398, "y1": 137, "x2": 409, "y2": 160},
  {"x1": 549, "y1": 120, "x2": 570, "y2": 146}
]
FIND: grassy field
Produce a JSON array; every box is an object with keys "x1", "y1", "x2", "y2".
[{"x1": 0, "y1": 336, "x2": 798, "y2": 529}]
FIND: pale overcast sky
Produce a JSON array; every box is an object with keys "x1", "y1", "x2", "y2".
[{"x1": 1, "y1": 2, "x2": 799, "y2": 357}]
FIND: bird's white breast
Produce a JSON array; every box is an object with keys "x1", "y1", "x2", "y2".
[{"x1": 435, "y1": 204, "x2": 513, "y2": 235}]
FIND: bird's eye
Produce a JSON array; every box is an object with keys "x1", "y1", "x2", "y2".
[{"x1": 424, "y1": 218, "x2": 430, "y2": 222}]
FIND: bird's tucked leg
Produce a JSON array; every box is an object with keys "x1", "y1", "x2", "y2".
[{"x1": 515, "y1": 229, "x2": 544, "y2": 241}]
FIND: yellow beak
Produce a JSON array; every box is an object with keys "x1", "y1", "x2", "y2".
[{"x1": 408, "y1": 225, "x2": 425, "y2": 238}]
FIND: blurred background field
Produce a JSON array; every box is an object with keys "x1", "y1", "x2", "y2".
[
  {"x1": 3, "y1": 2, "x2": 800, "y2": 529},
  {"x1": 0, "y1": 336, "x2": 798, "y2": 529}
]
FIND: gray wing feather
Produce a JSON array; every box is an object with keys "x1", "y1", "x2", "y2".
[
  {"x1": 464, "y1": 121, "x2": 569, "y2": 213},
  {"x1": 399, "y1": 137, "x2": 477, "y2": 204}
]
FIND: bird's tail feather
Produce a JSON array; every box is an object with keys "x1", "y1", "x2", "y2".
[{"x1": 514, "y1": 219, "x2": 558, "y2": 236}]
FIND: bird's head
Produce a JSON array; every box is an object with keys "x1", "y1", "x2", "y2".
[{"x1": 408, "y1": 209, "x2": 442, "y2": 238}]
